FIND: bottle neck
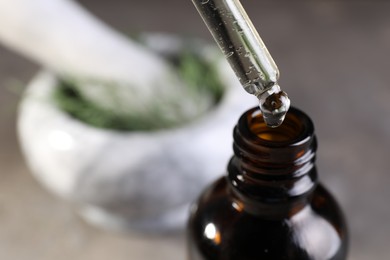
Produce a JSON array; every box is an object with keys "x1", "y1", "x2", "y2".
[{"x1": 227, "y1": 107, "x2": 318, "y2": 218}]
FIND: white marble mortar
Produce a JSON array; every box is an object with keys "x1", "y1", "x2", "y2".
[{"x1": 18, "y1": 64, "x2": 254, "y2": 232}]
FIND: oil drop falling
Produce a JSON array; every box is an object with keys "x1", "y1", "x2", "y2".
[{"x1": 257, "y1": 85, "x2": 290, "y2": 128}]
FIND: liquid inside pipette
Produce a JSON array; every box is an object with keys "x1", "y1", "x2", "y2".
[{"x1": 192, "y1": 0, "x2": 290, "y2": 127}]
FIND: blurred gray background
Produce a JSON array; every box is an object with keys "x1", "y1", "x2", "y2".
[{"x1": 1, "y1": 0, "x2": 389, "y2": 259}]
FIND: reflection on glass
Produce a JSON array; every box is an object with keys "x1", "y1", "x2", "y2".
[
  {"x1": 204, "y1": 223, "x2": 221, "y2": 244},
  {"x1": 290, "y1": 206, "x2": 341, "y2": 259}
]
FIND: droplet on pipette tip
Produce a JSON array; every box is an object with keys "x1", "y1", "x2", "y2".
[{"x1": 258, "y1": 84, "x2": 290, "y2": 128}]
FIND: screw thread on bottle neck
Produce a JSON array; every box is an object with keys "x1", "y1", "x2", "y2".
[{"x1": 228, "y1": 107, "x2": 318, "y2": 217}]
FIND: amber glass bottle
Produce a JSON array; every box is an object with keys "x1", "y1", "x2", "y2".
[{"x1": 187, "y1": 107, "x2": 348, "y2": 260}]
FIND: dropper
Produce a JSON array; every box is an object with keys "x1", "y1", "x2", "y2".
[{"x1": 192, "y1": 0, "x2": 290, "y2": 127}]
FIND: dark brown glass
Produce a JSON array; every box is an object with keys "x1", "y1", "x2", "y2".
[{"x1": 187, "y1": 107, "x2": 348, "y2": 260}]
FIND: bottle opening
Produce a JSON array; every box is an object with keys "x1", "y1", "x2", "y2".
[{"x1": 242, "y1": 107, "x2": 314, "y2": 147}]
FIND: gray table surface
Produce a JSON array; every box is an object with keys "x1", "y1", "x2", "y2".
[{"x1": 1, "y1": 1, "x2": 389, "y2": 259}]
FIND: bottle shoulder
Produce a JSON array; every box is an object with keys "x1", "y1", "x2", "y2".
[{"x1": 188, "y1": 177, "x2": 348, "y2": 260}]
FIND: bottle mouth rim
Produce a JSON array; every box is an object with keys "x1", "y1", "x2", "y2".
[{"x1": 239, "y1": 106, "x2": 315, "y2": 148}]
